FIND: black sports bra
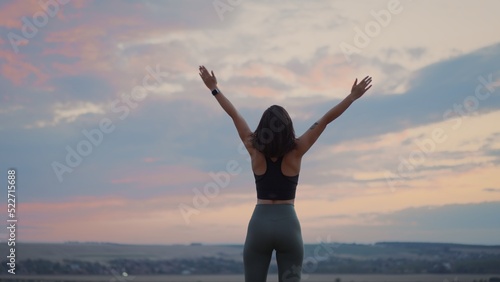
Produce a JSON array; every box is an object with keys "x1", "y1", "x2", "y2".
[{"x1": 254, "y1": 156, "x2": 299, "y2": 200}]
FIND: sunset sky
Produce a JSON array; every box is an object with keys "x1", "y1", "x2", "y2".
[{"x1": 1, "y1": 0, "x2": 499, "y2": 245}]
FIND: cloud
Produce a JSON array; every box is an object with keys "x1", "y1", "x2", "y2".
[
  {"x1": 0, "y1": 194, "x2": 186, "y2": 243},
  {"x1": 3, "y1": 43, "x2": 500, "y2": 203},
  {"x1": 0, "y1": 0, "x2": 68, "y2": 29},
  {"x1": 483, "y1": 188, "x2": 500, "y2": 193},
  {"x1": 374, "y1": 201, "x2": 500, "y2": 229},
  {"x1": 305, "y1": 201, "x2": 500, "y2": 244},
  {"x1": 406, "y1": 47, "x2": 427, "y2": 60},
  {"x1": 25, "y1": 101, "x2": 105, "y2": 129}
]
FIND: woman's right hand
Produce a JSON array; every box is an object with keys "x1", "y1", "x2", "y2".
[{"x1": 349, "y1": 76, "x2": 372, "y2": 101}]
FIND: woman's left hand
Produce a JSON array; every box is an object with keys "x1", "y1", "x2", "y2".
[{"x1": 199, "y1": 65, "x2": 217, "y2": 90}]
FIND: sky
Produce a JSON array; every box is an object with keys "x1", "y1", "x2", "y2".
[{"x1": 0, "y1": 0, "x2": 499, "y2": 245}]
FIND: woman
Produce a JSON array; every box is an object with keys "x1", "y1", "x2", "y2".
[{"x1": 198, "y1": 65, "x2": 372, "y2": 282}]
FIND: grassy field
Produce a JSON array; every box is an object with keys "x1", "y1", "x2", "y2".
[{"x1": 0, "y1": 274, "x2": 497, "y2": 282}]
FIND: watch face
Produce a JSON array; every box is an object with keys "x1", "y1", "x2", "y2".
[{"x1": 212, "y1": 89, "x2": 219, "y2": 95}]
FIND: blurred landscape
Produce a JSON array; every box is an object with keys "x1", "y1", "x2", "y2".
[
  {"x1": 0, "y1": 274, "x2": 499, "y2": 282},
  {"x1": 1, "y1": 241, "x2": 499, "y2": 281}
]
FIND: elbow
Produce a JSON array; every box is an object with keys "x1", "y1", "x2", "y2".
[{"x1": 318, "y1": 118, "x2": 329, "y2": 128}]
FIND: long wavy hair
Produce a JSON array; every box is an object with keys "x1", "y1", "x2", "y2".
[{"x1": 251, "y1": 105, "x2": 296, "y2": 158}]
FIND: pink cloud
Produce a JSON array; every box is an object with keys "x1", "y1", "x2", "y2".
[
  {"x1": 0, "y1": 1, "x2": 185, "y2": 88},
  {"x1": 0, "y1": 52, "x2": 49, "y2": 86},
  {"x1": 238, "y1": 62, "x2": 267, "y2": 77},
  {"x1": 0, "y1": 0, "x2": 87, "y2": 28},
  {"x1": 235, "y1": 62, "x2": 296, "y2": 81},
  {"x1": 7, "y1": 189, "x2": 255, "y2": 243},
  {"x1": 227, "y1": 57, "x2": 356, "y2": 99},
  {"x1": 297, "y1": 54, "x2": 355, "y2": 92},
  {"x1": 0, "y1": 0, "x2": 50, "y2": 29},
  {"x1": 0, "y1": 0, "x2": 80, "y2": 86},
  {"x1": 54, "y1": 20, "x2": 192, "y2": 93},
  {"x1": 236, "y1": 85, "x2": 284, "y2": 98},
  {"x1": 0, "y1": 1, "x2": 224, "y2": 91},
  {"x1": 5, "y1": 194, "x2": 182, "y2": 242}
]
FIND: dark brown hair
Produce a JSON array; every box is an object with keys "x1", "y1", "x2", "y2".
[{"x1": 252, "y1": 105, "x2": 296, "y2": 158}]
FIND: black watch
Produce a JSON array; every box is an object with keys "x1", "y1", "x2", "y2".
[{"x1": 211, "y1": 88, "x2": 220, "y2": 96}]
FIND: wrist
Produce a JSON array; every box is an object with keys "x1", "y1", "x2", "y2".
[
  {"x1": 347, "y1": 93, "x2": 356, "y2": 102},
  {"x1": 211, "y1": 87, "x2": 220, "y2": 96}
]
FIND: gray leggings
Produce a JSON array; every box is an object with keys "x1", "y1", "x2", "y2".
[{"x1": 243, "y1": 204, "x2": 304, "y2": 282}]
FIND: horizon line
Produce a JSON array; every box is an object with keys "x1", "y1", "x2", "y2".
[{"x1": 4, "y1": 240, "x2": 500, "y2": 247}]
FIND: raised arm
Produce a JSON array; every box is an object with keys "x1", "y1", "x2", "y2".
[
  {"x1": 295, "y1": 76, "x2": 373, "y2": 156},
  {"x1": 198, "y1": 65, "x2": 254, "y2": 153}
]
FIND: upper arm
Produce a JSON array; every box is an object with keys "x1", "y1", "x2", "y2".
[
  {"x1": 295, "y1": 118, "x2": 327, "y2": 157},
  {"x1": 231, "y1": 112, "x2": 255, "y2": 155}
]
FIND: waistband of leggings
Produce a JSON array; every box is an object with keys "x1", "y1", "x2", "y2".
[{"x1": 256, "y1": 203, "x2": 294, "y2": 206}]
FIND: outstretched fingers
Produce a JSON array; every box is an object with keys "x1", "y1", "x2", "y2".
[
  {"x1": 360, "y1": 76, "x2": 373, "y2": 90},
  {"x1": 354, "y1": 76, "x2": 372, "y2": 87},
  {"x1": 199, "y1": 66, "x2": 215, "y2": 80},
  {"x1": 199, "y1": 66, "x2": 211, "y2": 81},
  {"x1": 361, "y1": 76, "x2": 372, "y2": 84}
]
